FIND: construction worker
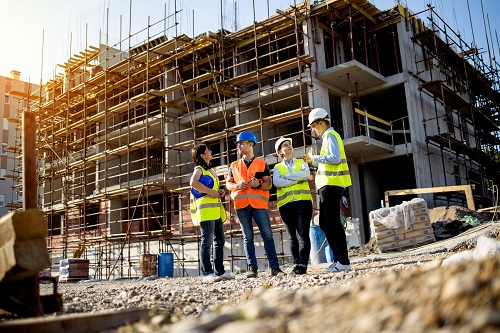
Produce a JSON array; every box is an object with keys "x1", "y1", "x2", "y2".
[
  {"x1": 226, "y1": 131, "x2": 284, "y2": 278},
  {"x1": 302, "y1": 108, "x2": 352, "y2": 273},
  {"x1": 190, "y1": 144, "x2": 233, "y2": 282},
  {"x1": 273, "y1": 137, "x2": 313, "y2": 275}
]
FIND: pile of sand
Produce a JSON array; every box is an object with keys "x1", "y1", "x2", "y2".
[{"x1": 428, "y1": 206, "x2": 491, "y2": 223}]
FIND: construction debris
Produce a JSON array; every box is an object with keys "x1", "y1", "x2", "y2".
[{"x1": 0, "y1": 210, "x2": 58, "y2": 317}]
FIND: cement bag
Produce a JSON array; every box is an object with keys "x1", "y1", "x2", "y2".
[{"x1": 371, "y1": 201, "x2": 415, "y2": 230}]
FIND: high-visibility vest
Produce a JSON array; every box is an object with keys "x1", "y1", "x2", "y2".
[
  {"x1": 274, "y1": 159, "x2": 313, "y2": 209},
  {"x1": 190, "y1": 167, "x2": 221, "y2": 226},
  {"x1": 230, "y1": 158, "x2": 270, "y2": 210},
  {"x1": 316, "y1": 129, "x2": 352, "y2": 188}
]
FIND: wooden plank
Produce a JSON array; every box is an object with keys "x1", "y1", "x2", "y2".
[
  {"x1": 354, "y1": 108, "x2": 390, "y2": 126},
  {"x1": 477, "y1": 205, "x2": 500, "y2": 213},
  {"x1": 384, "y1": 185, "x2": 475, "y2": 211},
  {"x1": 0, "y1": 309, "x2": 149, "y2": 333}
]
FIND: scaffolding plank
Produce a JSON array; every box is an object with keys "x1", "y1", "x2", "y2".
[
  {"x1": 108, "y1": 100, "x2": 142, "y2": 114},
  {"x1": 149, "y1": 71, "x2": 222, "y2": 97},
  {"x1": 168, "y1": 108, "x2": 310, "y2": 150},
  {"x1": 426, "y1": 133, "x2": 476, "y2": 158},
  {"x1": 421, "y1": 81, "x2": 469, "y2": 110},
  {"x1": 225, "y1": 55, "x2": 314, "y2": 86},
  {"x1": 385, "y1": 185, "x2": 475, "y2": 210}
]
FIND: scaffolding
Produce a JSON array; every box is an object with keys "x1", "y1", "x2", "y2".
[
  {"x1": 3, "y1": 1, "x2": 318, "y2": 278},
  {"x1": 6, "y1": 0, "x2": 500, "y2": 278},
  {"x1": 410, "y1": 4, "x2": 500, "y2": 207}
]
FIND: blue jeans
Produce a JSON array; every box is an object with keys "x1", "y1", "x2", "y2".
[
  {"x1": 278, "y1": 200, "x2": 313, "y2": 266},
  {"x1": 199, "y1": 219, "x2": 225, "y2": 276},
  {"x1": 236, "y1": 205, "x2": 279, "y2": 269}
]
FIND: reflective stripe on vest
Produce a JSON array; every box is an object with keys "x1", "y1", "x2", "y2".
[
  {"x1": 275, "y1": 159, "x2": 313, "y2": 208},
  {"x1": 189, "y1": 167, "x2": 221, "y2": 226},
  {"x1": 230, "y1": 158, "x2": 270, "y2": 210},
  {"x1": 316, "y1": 129, "x2": 352, "y2": 188}
]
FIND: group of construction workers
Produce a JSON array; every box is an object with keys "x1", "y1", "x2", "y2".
[{"x1": 189, "y1": 108, "x2": 352, "y2": 282}]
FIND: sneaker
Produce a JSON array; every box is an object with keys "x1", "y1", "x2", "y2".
[
  {"x1": 292, "y1": 265, "x2": 307, "y2": 275},
  {"x1": 203, "y1": 273, "x2": 223, "y2": 283},
  {"x1": 246, "y1": 266, "x2": 258, "y2": 278},
  {"x1": 218, "y1": 272, "x2": 234, "y2": 280},
  {"x1": 271, "y1": 267, "x2": 285, "y2": 276},
  {"x1": 322, "y1": 262, "x2": 351, "y2": 273}
]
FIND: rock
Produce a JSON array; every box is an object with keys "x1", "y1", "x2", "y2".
[{"x1": 31, "y1": 221, "x2": 500, "y2": 333}]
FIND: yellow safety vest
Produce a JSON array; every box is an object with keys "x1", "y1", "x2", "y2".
[
  {"x1": 316, "y1": 129, "x2": 352, "y2": 188},
  {"x1": 274, "y1": 159, "x2": 313, "y2": 208},
  {"x1": 190, "y1": 167, "x2": 221, "y2": 226}
]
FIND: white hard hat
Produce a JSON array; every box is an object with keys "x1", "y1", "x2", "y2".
[
  {"x1": 275, "y1": 137, "x2": 292, "y2": 153},
  {"x1": 308, "y1": 108, "x2": 329, "y2": 127}
]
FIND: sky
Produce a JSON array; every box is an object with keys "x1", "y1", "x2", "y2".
[{"x1": 0, "y1": 0, "x2": 499, "y2": 84}]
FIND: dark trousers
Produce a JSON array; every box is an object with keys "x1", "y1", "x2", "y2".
[
  {"x1": 318, "y1": 185, "x2": 350, "y2": 265},
  {"x1": 279, "y1": 200, "x2": 313, "y2": 266}
]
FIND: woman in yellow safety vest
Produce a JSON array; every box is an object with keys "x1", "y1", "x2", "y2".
[
  {"x1": 190, "y1": 144, "x2": 233, "y2": 283},
  {"x1": 273, "y1": 137, "x2": 313, "y2": 275}
]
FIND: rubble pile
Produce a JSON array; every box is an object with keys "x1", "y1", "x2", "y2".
[{"x1": 30, "y1": 222, "x2": 499, "y2": 333}]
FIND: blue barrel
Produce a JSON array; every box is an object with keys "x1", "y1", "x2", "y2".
[
  {"x1": 310, "y1": 225, "x2": 327, "y2": 265},
  {"x1": 158, "y1": 253, "x2": 174, "y2": 277},
  {"x1": 325, "y1": 245, "x2": 334, "y2": 263}
]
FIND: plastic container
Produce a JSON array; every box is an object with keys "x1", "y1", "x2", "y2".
[
  {"x1": 158, "y1": 252, "x2": 174, "y2": 277},
  {"x1": 325, "y1": 245, "x2": 334, "y2": 263},
  {"x1": 310, "y1": 225, "x2": 328, "y2": 265}
]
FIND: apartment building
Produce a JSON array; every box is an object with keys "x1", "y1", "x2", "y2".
[
  {"x1": 10, "y1": 0, "x2": 499, "y2": 278},
  {"x1": 0, "y1": 71, "x2": 39, "y2": 216}
]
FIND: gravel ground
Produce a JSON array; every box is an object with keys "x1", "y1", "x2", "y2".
[{"x1": 33, "y1": 221, "x2": 500, "y2": 332}]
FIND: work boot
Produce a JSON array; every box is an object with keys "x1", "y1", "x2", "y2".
[
  {"x1": 246, "y1": 265, "x2": 258, "y2": 278},
  {"x1": 292, "y1": 265, "x2": 307, "y2": 275},
  {"x1": 271, "y1": 267, "x2": 285, "y2": 276}
]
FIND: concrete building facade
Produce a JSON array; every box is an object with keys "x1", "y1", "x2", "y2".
[{"x1": 9, "y1": 0, "x2": 499, "y2": 278}]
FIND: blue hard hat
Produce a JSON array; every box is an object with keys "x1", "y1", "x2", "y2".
[
  {"x1": 190, "y1": 175, "x2": 215, "y2": 199},
  {"x1": 235, "y1": 131, "x2": 257, "y2": 145}
]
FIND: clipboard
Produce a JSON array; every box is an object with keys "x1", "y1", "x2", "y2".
[{"x1": 254, "y1": 172, "x2": 265, "y2": 180}]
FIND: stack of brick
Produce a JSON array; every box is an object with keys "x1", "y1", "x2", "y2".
[
  {"x1": 369, "y1": 198, "x2": 436, "y2": 252},
  {"x1": 59, "y1": 258, "x2": 90, "y2": 282}
]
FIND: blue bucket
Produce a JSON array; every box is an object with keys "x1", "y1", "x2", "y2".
[
  {"x1": 158, "y1": 253, "x2": 174, "y2": 277},
  {"x1": 310, "y1": 225, "x2": 327, "y2": 265},
  {"x1": 325, "y1": 245, "x2": 334, "y2": 263}
]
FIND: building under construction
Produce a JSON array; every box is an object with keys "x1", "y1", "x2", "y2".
[{"x1": 8, "y1": 0, "x2": 499, "y2": 278}]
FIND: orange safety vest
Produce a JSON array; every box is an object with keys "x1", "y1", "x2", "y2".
[{"x1": 230, "y1": 158, "x2": 270, "y2": 210}]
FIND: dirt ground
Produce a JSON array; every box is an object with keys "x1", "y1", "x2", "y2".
[{"x1": 2, "y1": 214, "x2": 499, "y2": 333}]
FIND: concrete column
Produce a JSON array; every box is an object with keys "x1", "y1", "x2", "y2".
[
  {"x1": 340, "y1": 95, "x2": 354, "y2": 138},
  {"x1": 396, "y1": 18, "x2": 414, "y2": 74},
  {"x1": 308, "y1": 82, "x2": 330, "y2": 113}
]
